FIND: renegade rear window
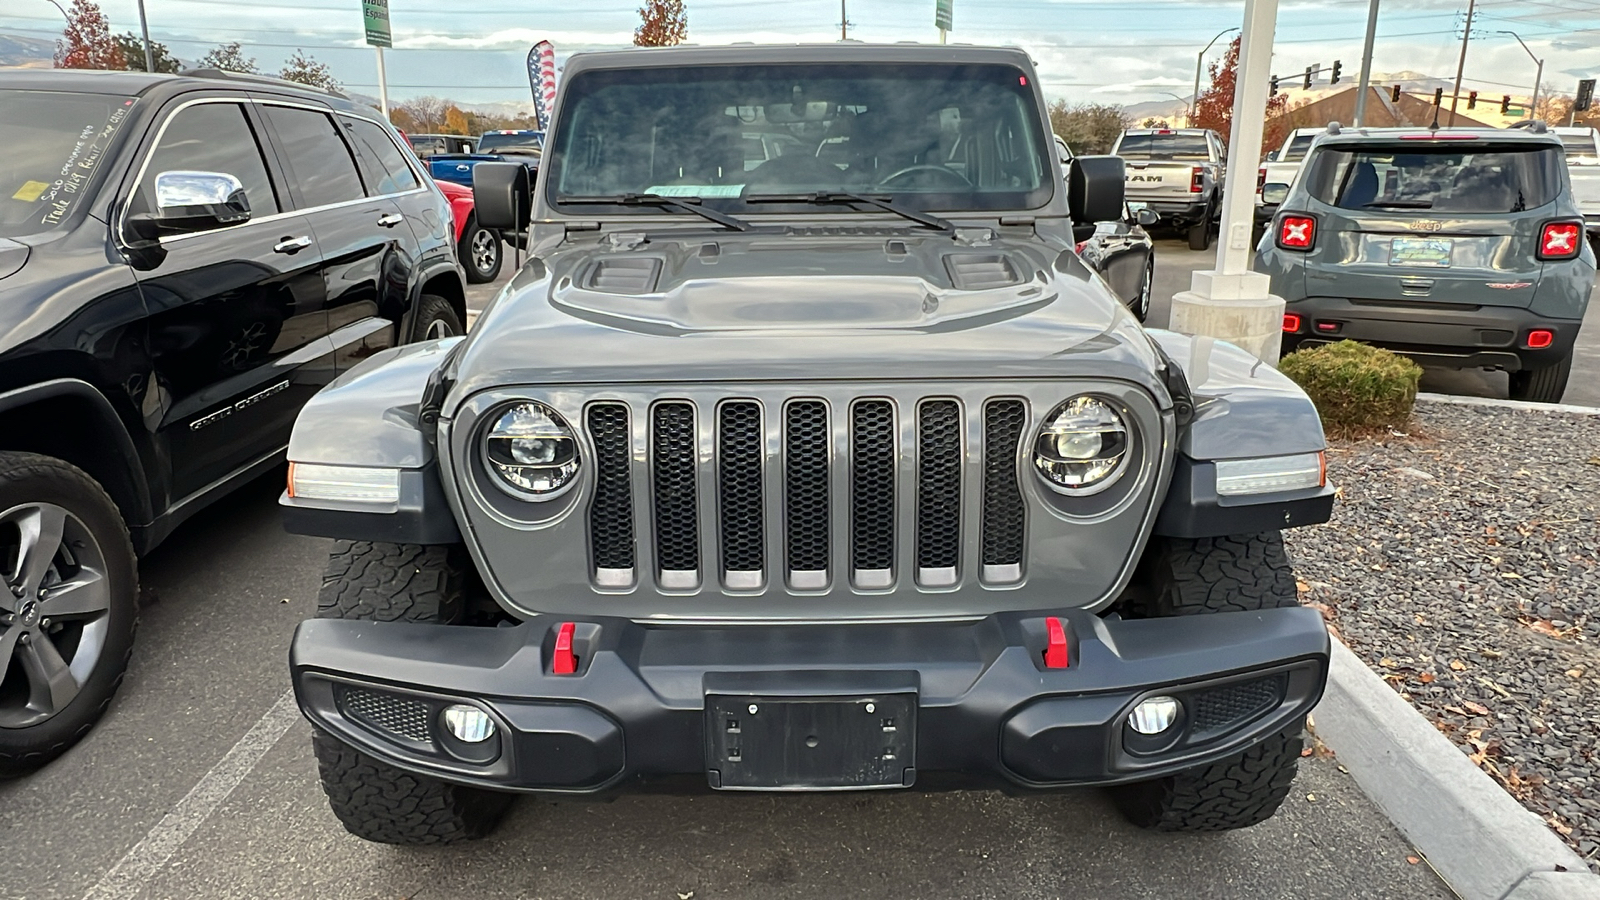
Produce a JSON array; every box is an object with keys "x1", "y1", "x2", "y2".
[
  {"x1": 1304, "y1": 143, "x2": 1563, "y2": 213},
  {"x1": 1114, "y1": 133, "x2": 1210, "y2": 160}
]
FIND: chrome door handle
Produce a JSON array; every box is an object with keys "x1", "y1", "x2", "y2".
[
  {"x1": 377, "y1": 213, "x2": 404, "y2": 227},
  {"x1": 273, "y1": 235, "x2": 313, "y2": 254}
]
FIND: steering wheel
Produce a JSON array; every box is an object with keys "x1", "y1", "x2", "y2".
[{"x1": 878, "y1": 164, "x2": 972, "y2": 189}]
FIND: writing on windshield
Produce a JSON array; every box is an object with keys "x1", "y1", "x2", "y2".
[{"x1": 0, "y1": 91, "x2": 135, "y2": 238}]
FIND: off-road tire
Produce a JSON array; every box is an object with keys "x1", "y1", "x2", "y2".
[
  {"x1": 0, "y1": 453, "x2": 138, "y2": 778},
  {"x1": 409, "y1": 293, "x2": 464, "y2": 343},
  {"x1": 1109, "y1": 532, "x2": 1304, "y2": 831},
  {"x1": 311, "y1": 541, "x2": 510, "y2": 844},
  {"x1": 1508, "y1": 353, "x2": 1572, "y2": 404}
]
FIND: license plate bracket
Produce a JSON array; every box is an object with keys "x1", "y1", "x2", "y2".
[
  {"x1": 1389, "y1": 236, "x2": 1453, "y2": 268},
  {"x1": 706, "y1": 693, "x2": 916, "y2": 790}
]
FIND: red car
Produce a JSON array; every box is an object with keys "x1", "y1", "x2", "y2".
[{"x1": 435, "y1": 179, "x2": 502, "y2": 284}]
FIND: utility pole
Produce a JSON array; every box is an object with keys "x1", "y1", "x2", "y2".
[
  {"x1": 1448, "y1": 0, "x2": 1476, "y2": 126},
  {"x1": 1353, "y1": 0, "x2": 1380, "y2": 126},
  {"x1": 840, "y1": 0, "x2": 848, "y2": 40},
  {"x1": 135, "y1": 0, "x2": 155, "y2": 72},
  {"x1": 1191, "y1": 27, "x2": 1238, "y2": 128},
  {"x1": 1498, "y1": 32, "x2": 1542, "y2": 120}
]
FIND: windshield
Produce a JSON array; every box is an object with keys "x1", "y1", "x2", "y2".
[
  {"x1": 1115, "y1": 132, "x2": 1210, "y2": 160},
  {"x1": 478, "y1": 132, "x2": 543, "y2": 155},
  {"x1": 0, "y1": 89, "x2": 136, "y2": 239},
  {"x1": 1560, "y1": 134, "x2": 1598, "y2": 160},
  {"x1": 1304, "y1": 144, "x2": 1563, "y2": 213},
  {"x1": 548, "y1": 63, "x2": 1051, "y2": 213},
  {"x1": 1281, "y1": 134, "x2": 1316, "y2": 162}
]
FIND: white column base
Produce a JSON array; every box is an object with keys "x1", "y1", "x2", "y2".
[{"x1": 1169, "y1": 272, "x2": 1286, "y2": 365}]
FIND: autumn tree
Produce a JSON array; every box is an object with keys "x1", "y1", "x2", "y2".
[
  {"x1": 634, "y1": 0, "x2": 687, "y2": 47},
  {"x1": 114, "y1": 33, "x2": 181, "y2": 73},
  {"x1": 1047, "y1": 100, "x2": 1130, "y2": 155},
  {"x1": 280, "y1": 49, "x2": 340, "y2": 91},
  {"x1": 54, "y1": 0, "x2": 124, "y2": 71},
  {"x1": 443, "y1": 105, "x2": 471, "y2": 135},
  {"x1": 1191, "y1": 37, "x2": 1287, "y2": 155},
  {"x1": 197, "y1": 42, "x2": 260, "y2": 74},
  {"x1": 394, "y1": 95, "x2": 448, "y2": 132}
]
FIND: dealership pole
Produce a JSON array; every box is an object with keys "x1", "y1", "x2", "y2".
[
  {"x1": 375, "y1": 47, "x2": 389, "y2": 118},
  {"x1": 1352, "y1": 0, "x2": 1379, "y2": 126},
  {"x1": 1167, "y1": 0, "x2": 1286, "y2": 365}
]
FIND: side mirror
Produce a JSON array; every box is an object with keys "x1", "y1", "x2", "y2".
[
  {"x1": 472, "y1": 161, "x2": 531, "y2": 231},
  {"x1": 1068, "y1": 155, "x2": 1126, "y2": 225},
  {"x1": 1261, "y1": 183, "x2": 1291, "y2": 206},
  {"x1": 129, "y1": 170, "x2": 250, "y2": 240},
  {"x1": 1135, "y1": 207, "x2": 1159, "y2": 227}
]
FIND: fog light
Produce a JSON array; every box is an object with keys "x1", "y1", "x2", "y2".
[
  {"x1": 1129, "y1": 696, "x2": 1181, "y2": 735},
  {"x1": 442, "y1": 704, "x2": 496, "y2": 743}
]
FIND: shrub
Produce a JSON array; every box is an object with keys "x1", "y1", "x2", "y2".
[{"x1": 1279, "y1": 340, "x2": 1422, "y2": 434}]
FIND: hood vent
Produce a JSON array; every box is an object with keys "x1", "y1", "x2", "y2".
[
  {"x1": 583, "y1": 257, "x2": 662, "y2": 295},
  {"x1": 943, "y1": 253, "x2": 1022, "y2": 290}
]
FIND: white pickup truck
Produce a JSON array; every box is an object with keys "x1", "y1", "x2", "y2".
[
  {"x1": 1255, "y1": 127, "x2": 1324, "y2": 228},
  {"x1": 1555, "y1": 126, "x2": 1600, "y2": 241},
  {"x1": 1110, "y1": 127, "x2": 1226, "y2": 250}
]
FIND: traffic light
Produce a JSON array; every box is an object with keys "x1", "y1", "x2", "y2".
[
  {"x1": 1433, "y1": 87, "x2": 1443, "y2": 107},
  {"x1": 1270, "y1": 75, "x2": 1279, "y2": 94},
  {"x1": 1500, "y1": 94, "x2": 1511, "y2": 114},
  {"x1": 1392, "y1": 84, "x2": 1402, "y2": 102},
  {"x1": 1303, "y1": 66, "x2": 1314, "y2": 90},
  {"x1": 1331, "y1": 60, "x2": 1342, "y2": 85},
  {"x1": 1577, "y1": 79, "x2": 1596, "y2": 113},
  {"x1": 1467, "y1": 90, "x2": 1477, "y2": 109}
]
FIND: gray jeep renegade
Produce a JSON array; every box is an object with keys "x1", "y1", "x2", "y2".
[{"x1": 281, "y1": 44, "x2": 1336, "y2": 845}]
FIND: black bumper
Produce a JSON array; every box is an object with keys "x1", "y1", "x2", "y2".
[
  {"x1": 290, "y1": 607, "x2": 1329, "y2": 795},
  {"x1": 1283, "y1": 296, "x2": 1582, "y2": 371},
  {"x1": 1138, "y1": 199, "x2": 1211, "y2": 226}
]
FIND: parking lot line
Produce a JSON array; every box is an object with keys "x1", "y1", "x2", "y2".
[{"x1": 80, "y1": 690, "x2": 299, "y2": 900}]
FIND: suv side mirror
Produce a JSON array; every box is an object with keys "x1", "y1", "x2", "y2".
[
  {"x1": 472, "y1": 161, "x2": 531, "y2": 231},
  {"x1": 1135, "y1": 207, "x2": 1159, "y2": 227},
  {"x1": 1261, "y1": 183, "x2": 1290, "y2": 206},
  {"x1": 128, "y1": 170, "x2": 251, "y2": 240},
  {"x1": 1068, "y1": 155, "x2": 1126, "y2": 225}
]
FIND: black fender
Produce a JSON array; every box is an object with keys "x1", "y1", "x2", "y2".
[{"x1": 398, "y1": 259, "x2": 468, "y2": 343}]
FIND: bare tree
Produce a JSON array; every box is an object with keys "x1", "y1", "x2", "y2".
[
  {"x1": 395, "y1": 96, "x2": 449, "y2": 132},
  {"x1": 53, "y1": 0, "x2": 124, "y2": 71},
  {"x1": 279, "y1": 49, "x2": 341, "y2": 91},
  {"x1": 635, "y1": 0, "x2": 688, "y2": 47}
]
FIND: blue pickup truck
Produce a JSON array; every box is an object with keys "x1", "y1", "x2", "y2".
[{"x1": 423, "y1": 129, "x2": 543, "y2": 187}]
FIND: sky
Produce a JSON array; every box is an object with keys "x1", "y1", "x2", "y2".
[{"x1": 2, "y1": 0, "x2": 1597, "y2": 109}]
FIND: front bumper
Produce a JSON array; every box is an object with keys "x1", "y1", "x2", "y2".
[
  {"x1": 1283, "y1": 296, "x2": 1583, "y2": 371},
  {"x1": 290, "y1": 607, "x2": 1329, "y2": 795}
]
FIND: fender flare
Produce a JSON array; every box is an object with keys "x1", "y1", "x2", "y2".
[
  {"x1": 399, "y1": 260, "x2": 468, "y2": 342},
  {"x1": 0, "y1": 378, "x2": 154, "y2": 528}
]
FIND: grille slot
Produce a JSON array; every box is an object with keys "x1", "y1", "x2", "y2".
[
  {"x1": 1190, "y1": 674, "x2": 1286, "y2": 737},
  {"x1": 339, "y1": 687, "x2": 431, "y2": 744},
  {"x1": 718, "y1": 401, "x2": 764, "y2": 587},
  {"x1": 651, "y1": 402, "x2": 700, "y2": 586},
  {"x1": 850, "y1": 400, "x2": 897, "y2": 587},
  {"x1": 981, "y1": 399, "x2": 1027, "y2": 582},
  {"x1": 587, "y1": 403, "x2": 635, "y2": 585},
  {"x1": 784, "y1": 400, "x2": 830, "y2": 588},
  {"x1": 916, "y1": 400, "x2": 962, "y2": 585}
]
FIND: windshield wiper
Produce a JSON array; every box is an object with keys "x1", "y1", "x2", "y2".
[
  {"x1": 745, "y1": 191, "x2": 955, "y2": 233},
  {"x1": 558, "y1": 193, "x2": 752, "y2": 231}
]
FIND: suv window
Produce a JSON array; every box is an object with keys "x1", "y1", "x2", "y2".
[
  {"x1": 261, "y1": 104, "x2": 364, "y2": 207},
  {"x1": 137, "y1": 101, "x2": 279, "y2": 220},
  {"x1": 1115, "y1": 133, "x2": 1210, "y2": 160},
  {"x1": 345, "y1": 117, "x2": 420, "y2": 195},
  {"x1": 1304, "y1": 143, "x2": 1564, "y2": 214},
  {"x1": 0, "y1": 88, "x2": 137, "y2": 238}
]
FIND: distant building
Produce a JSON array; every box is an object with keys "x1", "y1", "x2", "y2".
[{"x1": 1267, "y1": 86, "x2": 1493, "y2": 133}]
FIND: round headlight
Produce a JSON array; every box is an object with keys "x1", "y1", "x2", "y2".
[
  {"x1": 483, "y1": 402, "x2": 580, "y2": 499},
  {"x1": 1034, "y1": 396, "x2": 1129, "y2": 493}
]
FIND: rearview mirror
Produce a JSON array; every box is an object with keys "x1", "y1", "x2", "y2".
[
  {"x1": 1261, "y1": 183, "x2": 1290, "y2": 206},
  {"x1": 1068, "y1": 155, "x2": 1126, "y2": 225},
  {"x1": 129, "y1": 170, "x2": 251, "y2": 240},
  {"x1": 472, "y1": 161, "x2": 531, "y2": 231}
]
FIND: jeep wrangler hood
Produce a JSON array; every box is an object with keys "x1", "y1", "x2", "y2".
[{"x1": 449, "y1": 231, "x2": 1163, "y2": 402}]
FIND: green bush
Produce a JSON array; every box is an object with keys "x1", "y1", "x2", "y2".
[{"x1": 1279, "y1": 340, "x2": 1423, "y2": 434}]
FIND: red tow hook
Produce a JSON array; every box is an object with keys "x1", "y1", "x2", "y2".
[
  {"x1": 551, "y1": 622, "x2": 578, "y2": 675},
  {"x1": 1044, "y1": 616, "x2": 1070, "y2": 669}
]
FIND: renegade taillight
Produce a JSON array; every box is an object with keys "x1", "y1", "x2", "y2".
[
  {"x1": 1190, "y1": 166, "x2": 1204, "y2": 193},
  {"x1": 1278, "y1": 215, "x2": 1316, "y2": 250},
  {"x1": 1282, "y1": 312, "x2": 1303, "y2": 333},
  {"x1": 1539, "y1": 222, "x2": 1582, "y2": 260},
  {"x1": 1526, "y1": 329, "x2": 1555, "y2": 349}
]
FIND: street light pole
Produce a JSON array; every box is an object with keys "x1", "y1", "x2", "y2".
[
  {"x1": 135, "y1": 0, "x2": 155, "y2": 73},
  {"x1": 1353, "y1": 0, "x2": 1380, "y2": 126},
  {"x1": 1191, "y1": 27, "x2": 1238, "y2": 128},
  {"x1": 1498, "y1": 31, "x2": 1543, "y2": 119},
  {"x1": 1161, "y1": 91, "x2": 1190, "y2": 126}
]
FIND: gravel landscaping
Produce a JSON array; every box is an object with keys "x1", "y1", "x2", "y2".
[{"x1": 1286, "y1": 399, "x2": 1600, "y2": 870}]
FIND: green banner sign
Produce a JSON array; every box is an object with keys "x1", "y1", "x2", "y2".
[
  {"x1": 363, "y1": 0, "x2": 392, "y2": 49},
  {"x1": 935, "y1": 0, "x2": 953, "y2": 31}
]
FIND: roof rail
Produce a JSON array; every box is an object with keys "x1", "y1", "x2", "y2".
[{"x1": 177, "y1": 67, "x2": 347, "y2": 99}]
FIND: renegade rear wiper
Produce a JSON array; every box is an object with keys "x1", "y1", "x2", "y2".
[
  {"x1": 558, "y1": 193, "x2": 753, "y2": 231},
  {"x1": 745, "y1": 191, "x2": 955, "y2": 233}
]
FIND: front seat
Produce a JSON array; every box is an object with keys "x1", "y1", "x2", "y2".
[{"x1": 1340, "y1": 161, "x2": 1380, "y2": 208}]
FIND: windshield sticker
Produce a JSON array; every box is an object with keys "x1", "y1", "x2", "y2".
[
  {"x1": 645, "y1": 184, "x2": 745, "y2": 198},
  {"x1": 35, "y1": 99, "x2": 135, "y2": 229},
  {"x1": 12, "y1": 181, "x2": 49, "y2": 202}
]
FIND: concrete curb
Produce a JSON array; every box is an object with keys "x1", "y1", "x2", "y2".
[
  {"x1": 1416, "y1": 392, "x2": 1600, "y2": 416},
  {"x1": 1316, "y1": 640, "x2": 1600, "y2": 900}
]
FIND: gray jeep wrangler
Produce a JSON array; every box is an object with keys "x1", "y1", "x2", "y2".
[{"x1": 282, "y1": 44, "x2": 1336, "y2": 845}]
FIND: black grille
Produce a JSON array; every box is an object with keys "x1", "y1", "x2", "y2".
[
  {"x1": 652, "y1": 402, "x2": 700, "y2": 575},
  {"x1": 587, "y1": 403, "x2": 634, "y2": 571},
  {"x1": 1190, "y1": 675, "x2": 1286, "y2": 736},
  {"x1": 981, "y1": 400, "x2": 1027, "y2": 569},
  {"x1": 850, "y1": 400, "x2": 896, "y2": 574},
  {"x1": 784, "y1": 400, "x2": 830, "y2": 577},
  {"x1": 916, "y1": 400, "x2": 962, "y2": 572},
  {"x1": 340, "y1": 687, "x2": 431, "y2": 743},
  {"x1": 718, "y1": 402, "x2": 764, "y2": 575}
]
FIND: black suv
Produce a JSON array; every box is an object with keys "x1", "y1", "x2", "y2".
[{"x1": 0, "y1": 68, "x2": 467, "y2": 775}]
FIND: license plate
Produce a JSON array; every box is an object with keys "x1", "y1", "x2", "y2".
[
  {"x1": 1389, "y1": 237, "x2": 1453, "y2": 268},
  {"x1": 706, "y1": 693, "x2": 915, "y2": 790}
]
